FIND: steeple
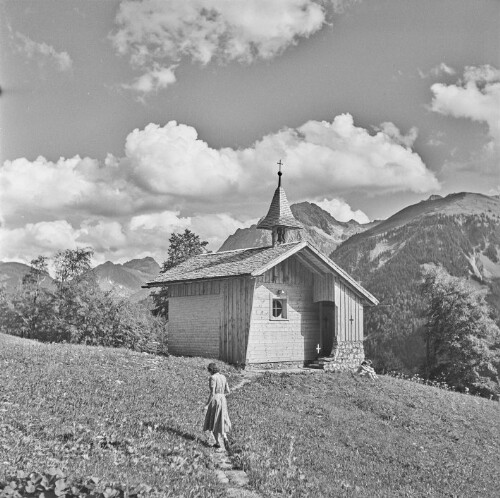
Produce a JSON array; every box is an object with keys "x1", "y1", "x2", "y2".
[{"x1": 257, "y1": 161, "x2": 303, "y2": 246}]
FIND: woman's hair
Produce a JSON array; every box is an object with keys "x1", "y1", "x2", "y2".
[{"x1": 207, "y1": 362, "x2": 220, "y2": 374}]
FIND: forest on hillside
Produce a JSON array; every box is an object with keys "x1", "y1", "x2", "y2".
[{"x1": 332, "y1": 214, "x2": 500, "y2": 376}]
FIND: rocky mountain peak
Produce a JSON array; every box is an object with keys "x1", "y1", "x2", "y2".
[{"x1": 219, "y1": 201, "x2": 376, "y2": 254}]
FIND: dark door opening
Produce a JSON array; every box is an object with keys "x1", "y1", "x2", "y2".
[{"x1": 320, "y1": 301, "x2": 336, "y2": 356}]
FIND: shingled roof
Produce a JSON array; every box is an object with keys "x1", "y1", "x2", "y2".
[
  {"x1": 146, "y1": 242, "x2": 303, "y2": 286},
  {"x1": 256, "y1": 180, "x2": 303, "y2": 231},
  {"x1": 145, "y1": 240, "x2": 378, "y2": 305}
]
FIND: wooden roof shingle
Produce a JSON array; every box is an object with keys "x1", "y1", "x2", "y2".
[
  {"x1": 146, "y1": 242, "x2": 303, "y2": 286},
  {"x1": 256, "y1": 186, "x2": 303, "y2": 230}
]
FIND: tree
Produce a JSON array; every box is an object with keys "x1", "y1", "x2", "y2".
[
  {"x1": 22, "y1": 256, "x2": 49, "y2": 287},
  {"x1": 0, "y1": 248, "x2": 167, "y2": 352},
  {"x1": 53, "y1": 247, "x2": 94, "y2": 288},
  {"x1": 152, "y1": 229, "x2": 208, "y2": 319},
  {"x1": 161, "y1": 229, "x2": 208, "y2": 272},
  {"x1": 421, "y1": 266, "x2": 500, "y2": 397},
  {"x1": 0, "y1": 257, "x2": 53, "y2": 339},
  {"x1": 51, "y1": 247, "x2": 97, "y2": 342}
]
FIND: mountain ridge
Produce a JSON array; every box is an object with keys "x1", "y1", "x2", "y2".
[
  {"x1": 330, "y1": 192, "x2": 500, "y2": 371},
  {"x1": 0, "y1": 257, "x2": 161, "y2": 302},
  {"x1": 219, "y1": 201, "x2": 380, "y2": 254}
]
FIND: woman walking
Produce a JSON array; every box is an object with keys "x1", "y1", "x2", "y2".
[{"x1": 202, "y1": 362, "x2": 231, "y2": 450}]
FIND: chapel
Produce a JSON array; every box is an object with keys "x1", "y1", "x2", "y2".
[{"x1": 146, "y1": 167, "x2": 378, "y2": 369}]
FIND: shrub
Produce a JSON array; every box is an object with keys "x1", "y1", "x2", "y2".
[
  {"x1": 0, "y1": 250, "x2": 168, "y2": 354},
  {"x1": 0, "y1": 469, "x2": 154, "y2": 498}
]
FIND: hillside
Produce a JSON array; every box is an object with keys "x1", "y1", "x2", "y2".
[
  {"x1": 0, "y1": 257, "x2": 160, "y2": 302},
  {"x1": 0, "y1": 262, "x2": 54, "y2": 292},
  {"x1": 1, "y1": 334, "x2": 499, "y2": 497},
  {"x1": 219, "y1": 201, "x2": 378, "y2": 253},
  {"x1": 331, "y1": 192, "x2": 500, "y2": 372},
  {"x1": 92, "y1": 257, "x2": 160, "y2": 301}
]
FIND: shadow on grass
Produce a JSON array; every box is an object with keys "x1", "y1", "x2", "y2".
[{"x1": 157, "y1": 424, "x2": 213, "y2": 448}]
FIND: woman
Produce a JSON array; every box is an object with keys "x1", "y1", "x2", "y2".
[
  {"x1": 357, "y1": 359, "x2": 378, "y2": 380},
  {"x1": 202, "y1": 362, "x2": 231, "y2": 450}
]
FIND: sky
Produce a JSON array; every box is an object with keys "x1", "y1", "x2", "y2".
[{"x1": 0, "y1": 0, "x2": 499, "y2": 266}]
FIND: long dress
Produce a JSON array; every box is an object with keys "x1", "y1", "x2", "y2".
[{"x1": 203, "y1": 373, "x2": 231, "y2": 436}]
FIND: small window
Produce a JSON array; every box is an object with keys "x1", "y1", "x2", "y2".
[{"x1": 271, "y1": 298, "x2": 287, "y2": 320}]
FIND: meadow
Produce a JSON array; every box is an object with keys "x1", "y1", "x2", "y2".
[
  {"x1": 230, "y1": 373, "x2": 499, "y2": 497},
  {"x1": 0, "y1": 334, "x2": 242, "y2": 497},
  {"x1": 1, "y1": 333, "x2": 499, "y2": 497}
]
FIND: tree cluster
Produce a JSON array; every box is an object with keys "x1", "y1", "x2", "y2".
[
  {"x1": 332, "y1": 213, "x2": 500, "y2": 381},
  {"x1": 420, "y1": 266, "x2": 500, "y2": 398},
  {"x1": 0, "y1": 248, "x2": 167, "y2": 352}
]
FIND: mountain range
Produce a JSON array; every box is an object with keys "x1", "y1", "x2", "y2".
[{"x1": 0, "y1": 256, "x2": 160, "y2": 303}]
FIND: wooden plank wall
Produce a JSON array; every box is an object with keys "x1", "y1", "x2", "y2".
[
  {"x1": 335, "y1": 280, "x2": 364, "y2": 342},
  {"x1": 168, "y1": 290, "x2": 222, "y2": 358},
  {"x1": 258, "y1": 255, "x2": 315, "y2": 286},
  {"x1": 169, "y1": 280, "x2": 221, "y2": 298},
  {"x1": 220, "y1": 277, "x2": 255, "y2": 364},
  {"x1": 246, "y1": 256, "x2": 320, "y2": 364},
  {"x1": 313, "y1": 273, "x2": 336, "y2": 302}
]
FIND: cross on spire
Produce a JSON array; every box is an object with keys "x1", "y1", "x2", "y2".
[{"x1": 277, "y1": 159, "x2": 283, "y2": 186}]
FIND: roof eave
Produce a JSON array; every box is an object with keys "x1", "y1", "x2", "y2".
[
  {"x1": 303, "y1": 243, "x2": 379, "y2": 306},
  {"x1": 144, "y1": 273, "x2": 254, "y2": 288}
]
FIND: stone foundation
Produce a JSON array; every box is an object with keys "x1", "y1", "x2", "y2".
[
  {"x1": 322, "y1": 340, "x2": 365, "y2": 372},
  {"x1": 244, "y1": 341, "x2": 365, "y2": 371}
]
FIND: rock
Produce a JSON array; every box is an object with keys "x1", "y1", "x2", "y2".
[
  {"x1": 215, "y1": 470, "x2": 229, "y2": 484},
  {"x1": 225, "y1": 470, "x2": 250, "y2": 486}
]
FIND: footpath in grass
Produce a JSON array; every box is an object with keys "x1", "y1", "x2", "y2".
[
  {"x1": 229, "y1": 372, "x2": 500, "y2": 497},
  {"x1": 0, "y1": 333, "x2": 242, "y2": 497}
]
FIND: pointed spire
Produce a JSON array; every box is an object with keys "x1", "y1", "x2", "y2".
[{"x1": 257, "y1": 161, "x2": 303, "y2": 245}]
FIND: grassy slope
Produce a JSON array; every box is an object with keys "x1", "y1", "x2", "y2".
[
  {"x1": 0, "y1": 334, "x2": 242, "y2": 497},
  {"x1": 1, "y1": 335, "x2": 499, "y2": 497},
  {"x1": 230, "y1": 374, "x2": 499, "y2": 497}
]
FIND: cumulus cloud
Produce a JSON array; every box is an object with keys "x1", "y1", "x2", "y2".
[
  {"x1": 111, "y1": 0, "x2": 328, "y2": 93},
  {"x1": 247, "y1": 114, "x2": 439, "y2": 197},
  {"x1": 112, "y1": 0, "x2": 325, "y2": 65},
  {"x1": 14, "y1": 31, "x2": 73, "y2": 72},
  {"x1": 0, "y1": 212, "x2": 250, "y2": 266},
  {"x1": 0, "y1": 221, "x2": 79, "y2": 264},
  {"x1": 120, "y1": 115, "x2": 438, "y2": 201},
  {"x1": 129, "y1": 210, "x2": 190, "y2": 232},
  {"x1": 1, "y1": 113, "x2": 438, "y2": 264},
  {"x1": 316, "y1": 198, "x2": 370, "y2": 224},
  {"x1": 375, "y1": 122, "x2": 418, "y2": 148},
  {"x1": 122, "y1": 63, "x2": 177, "y2": 93},
  {"x1": 124, "y1": 122, "x2": 242, "y2": 197},
  {"x1": 418, "y1": 62, "x2": 456, "y2": 79},
  {"x1": 0, "y1": 155, "x2": 160, "y2": 226},
  {"x1": 430, "y1": 65, "x2": 500, "y2": 147}
]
